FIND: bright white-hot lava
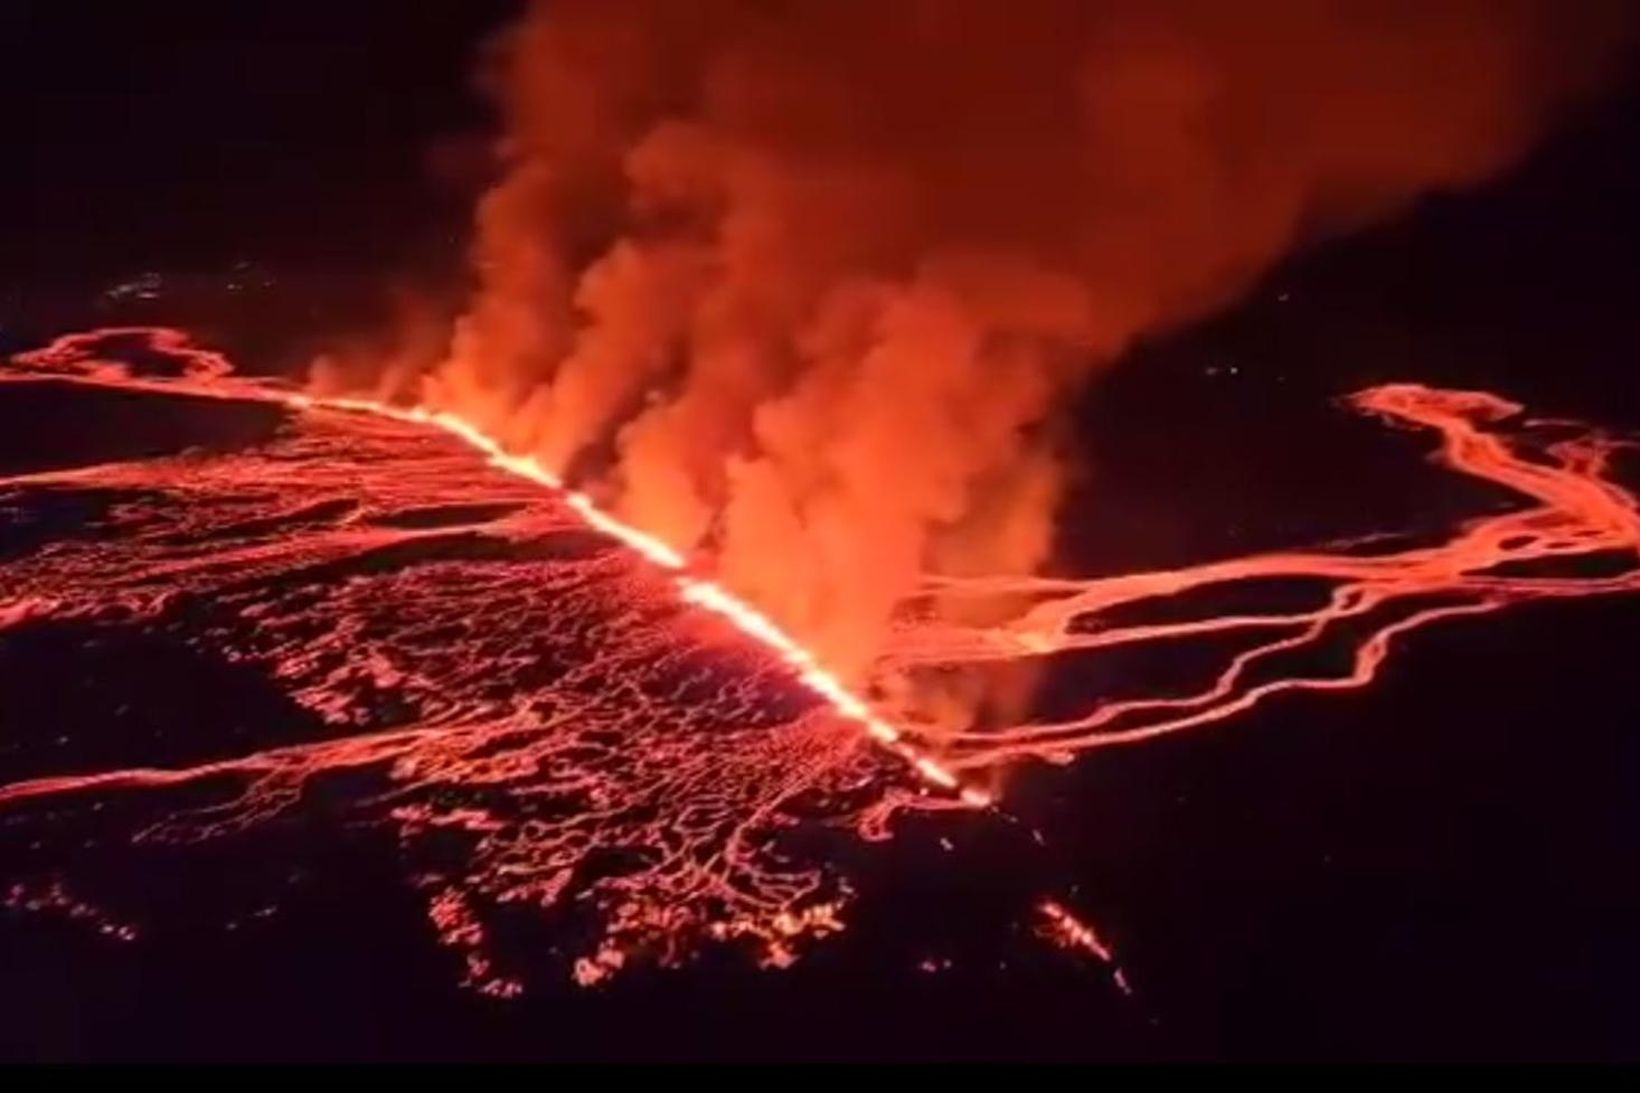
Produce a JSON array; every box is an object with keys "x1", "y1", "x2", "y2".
[
  {"x1": 2, "y1": 327, "x2": 1638, "y2": 994},
  {"x1": 294, "y1": 392, "x2": 989, "y2": 806}
]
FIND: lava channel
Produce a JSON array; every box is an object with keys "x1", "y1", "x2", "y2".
[{"x1": 2, "y1": 327, "x2": 1638, "y2": 993}]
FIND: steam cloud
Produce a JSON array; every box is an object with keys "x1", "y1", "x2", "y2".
[{"x1": 319, "y1": 0, "x2": 1630, "y2": 707}]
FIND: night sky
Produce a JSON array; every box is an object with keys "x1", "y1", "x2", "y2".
[{"x1": 1, "y1": 1, "x2": 515, "y2": 288}]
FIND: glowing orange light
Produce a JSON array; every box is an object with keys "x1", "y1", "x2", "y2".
[
  {"x1": 1036, "y1": 899, "x2": 1130, "y2": 994},
  {"x1": 297, "y1": 393, "x2": 989, "y2": 806},
  {"x1": 7, "y1": 327, "x2": 1639, "y2": 990}
]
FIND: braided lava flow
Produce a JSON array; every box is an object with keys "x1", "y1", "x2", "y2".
[
  {"x1": 900, "y1": 384, "x2": 1640, "y2": 770},
  {"x1": 2, "y1": 327, "x2": 1638, "y2": 991}
]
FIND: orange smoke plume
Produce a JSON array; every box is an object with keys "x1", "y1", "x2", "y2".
[{"x1": 338, "y1": 0, "x2": 1631, "y2": 715}]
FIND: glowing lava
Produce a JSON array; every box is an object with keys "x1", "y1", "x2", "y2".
[
  {"x1": 1, "y1": 328, "x2": 948, "y2": 990},
  {"x1": 2, "y1": 327, "x2": 1637, "y2": 992},
  {"x1": 1036, "y1": 899, "x2": 1130, "y2": 995},
  {"x1": 11, "y1": 328, "x2": 986, "y2": 806},
  {"x1": 299, "y1": 395, "x2": 992, "y2": 805},
  {"x1": 893, "y1": 385, "x2": 1640, "y2": 769}
]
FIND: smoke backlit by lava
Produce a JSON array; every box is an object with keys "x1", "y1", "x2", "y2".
[{"x1": 2, "y1": 328, "x2": 1637, "y2": 991}]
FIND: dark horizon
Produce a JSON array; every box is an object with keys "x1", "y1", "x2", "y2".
[{"x1": 1, "y1": 1, "x2": 514, "y2": 289}]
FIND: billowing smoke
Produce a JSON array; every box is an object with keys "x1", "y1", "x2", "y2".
[{"x1": 322, "y1": 0, "x2": 1629, "y2": 713}]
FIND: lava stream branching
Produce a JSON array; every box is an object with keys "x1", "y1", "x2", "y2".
[
  {"x1": 889, "y1": 384, "x2": 1640, "y2": 769},
  {"x1": 4, "y1": 328, "x2": 986, "y2": 804},
  {"x1": 2, "y1": 327, "x2": 1638, "y2": 991},
  {"x1": 1, "y1": 328, "x2": 945, "y2": 990}
]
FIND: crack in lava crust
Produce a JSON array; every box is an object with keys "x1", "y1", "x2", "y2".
[
  {"x1": 3, "y1": 327, "x2": 1639, "y2": 992},
  {"x1": 0, "y1": 328, "x2": 967, "y2": 991}
]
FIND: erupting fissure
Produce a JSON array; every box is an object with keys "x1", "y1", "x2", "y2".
[
  {"x1": 0, "y1": 328, "x2": 992, "y2": 991},
  {"x1": 313, "y1": 0, "x2": 1631, "y2": 732},
  {"x1": 2, "y1": 328, "x2": 1638, "y2": 992},
  {"x1": 3, "y1": 0, "x2": 1639, "y2": 1018},
  {"x1": 288, "y1": 390, "x2": 992, "y2": 807}
]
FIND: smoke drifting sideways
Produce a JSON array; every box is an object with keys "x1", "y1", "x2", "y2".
[{"x1": 313, "y1": 0, "x2": 1632, "y2": 723}]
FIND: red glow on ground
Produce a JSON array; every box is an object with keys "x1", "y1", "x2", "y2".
[{"x1": 2, "y1": 327, "x2": 1636, "y2": 990}]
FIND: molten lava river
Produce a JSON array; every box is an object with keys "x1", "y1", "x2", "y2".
[{"x1": 2, "y1": 328, "x2": 1637, "y2": 999}]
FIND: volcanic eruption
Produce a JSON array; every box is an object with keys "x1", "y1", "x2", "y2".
[
  {"x1": 312, "y1": 0, "x2": 1634, "y2": 732},
  {"x1": 3, "y1": 0, "x2": 1639, "y2": 997}
]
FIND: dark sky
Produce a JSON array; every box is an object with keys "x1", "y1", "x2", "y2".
[{"x1": 1, "y1": 1, "x2": 518, "y2": 288}]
